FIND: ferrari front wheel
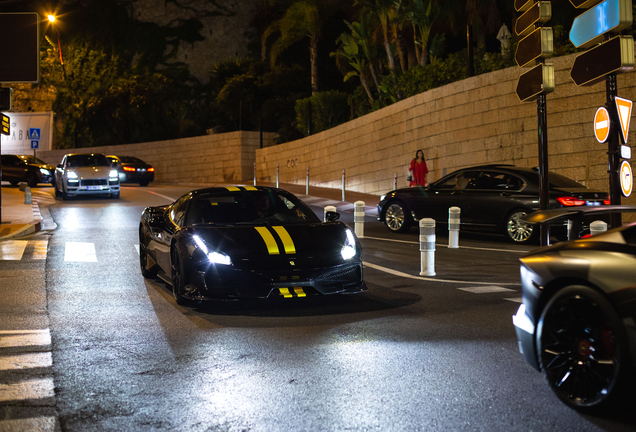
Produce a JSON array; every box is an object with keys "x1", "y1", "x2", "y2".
[
  {"x1": 537, "y1": 285, "x2": 631, "y2": 412},
  {"x1": 139, "y1": 228, "x2": 156, "y2": 279}
]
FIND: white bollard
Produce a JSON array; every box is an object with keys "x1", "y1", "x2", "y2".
[
  {"x1": 306, "y1": 166, "x2": 309, "y2": 195},
  {"x1": 324, "y1": 205, "x2": 337, "y2": 222},
  {"x1": 590, "y1": 220, "x2": 608, "y2": 236},
  {"x1": 24, "y1": 186, "x2": 32, "y2": 204},
  {"x1": 448, "y1": 206, "x2": 460, "y2": 248},
  {"x1": 420, "y1": 218, "x2": 436, "y2": 276},
  {"x1": 342, "y1": 169, "x2": 345, "y2": 202},
  {"x1": 276, "y1": 163, "x2": 279, "y2": 188},
  {"x1": 354, "y1": 201, "x2": 365, "y2": 238},
  {"x1": 253, "y1": 162, "x2": 256, "y2": 186},
  {"x1": 393, "y1": 173, "x2": 397, "y2": 190}
]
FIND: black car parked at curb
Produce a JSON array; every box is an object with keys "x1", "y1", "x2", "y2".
[
  {"x1": 1, "y1": 154, "x2": 55, "y2": 187},
  {"x1": 377, "y1": 165, "x2": 609, "y2": 244},
  {"x1": 107, "y1": 155, "x2": 155, "y2": 186}
]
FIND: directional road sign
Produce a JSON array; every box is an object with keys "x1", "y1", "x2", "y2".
[
  {"x1": 1, "y1": 113, "x2": 9, "y2": 135},
  {"x1": 515, "y1": 27, "x2": 554, "y2": 68},
  {"x1": 515, "y1": 2, "x2": 552, "y2": 37},
  {"x1": 516, "y1": 63, "x2": 555, "y2": 102},
  {"x1": 593, "y1": 107, "x2": 610, "y2": 143},
  {"x1": 514, "y1": 0, "x2": 536, "y2": 12},
  {"x1": 570, "y1": 0, "x2": 603, "y2": 7},
  {"x1": 615, "y1": 96, "x2": 632, "y2": 144},
  {"x1": 570, "y1": 0, "x2": 633, "y2": 48},
  {"x1": 571, "y1": 35, "x2": 635, "y2": 86},
  {"x1": 620, "y1": 160, "x2": 633, "y2": 197}
]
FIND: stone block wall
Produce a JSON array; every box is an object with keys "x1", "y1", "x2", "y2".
[{"x1": 255, "y1": 50, "x2": 636, "y2": 207}]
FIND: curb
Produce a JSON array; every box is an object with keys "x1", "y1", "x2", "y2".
[{"x1": 0, "y1": 201, "x2": 43, "y2": 241}]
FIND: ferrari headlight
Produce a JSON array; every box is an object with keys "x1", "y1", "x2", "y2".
[
  {"x1": 341, "y1": 229, "x2": 356, "y2": 260},
  {"x1": 193, "y1": 235, "x2": 232, "y2": 266},
  {"x1": 40, "y1": 168, "x2": 50, "y2": 175},
  {"x1": 109, "y1": 170, "x2": 119, "y2": 179},
  {"x1": 66, "y1": 171, "x2": 78, "y2": 179},
  {"x1": 380, "y1": 194, "x2": 386, "y2": 201}
]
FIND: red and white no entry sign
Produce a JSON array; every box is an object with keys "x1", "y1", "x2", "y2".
[{"x1": 593, "y1": 106, "x2": 610, "y2": 143}]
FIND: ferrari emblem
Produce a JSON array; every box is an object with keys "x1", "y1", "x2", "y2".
[{"x1": 289, "y1": 261, "x2": 295, "y2": 266}]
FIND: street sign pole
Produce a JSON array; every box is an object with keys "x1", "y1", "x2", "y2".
[
  {"x1": 537, "y1": 90, "x2": 550, "y2": 245},
  {"x1": 606, "y1": 73, "x2": 622, "y2": 227}
]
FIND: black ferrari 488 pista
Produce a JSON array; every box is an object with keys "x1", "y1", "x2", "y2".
[{"x1": 139, "y1": 186, "x2": 366, "y2": 304}]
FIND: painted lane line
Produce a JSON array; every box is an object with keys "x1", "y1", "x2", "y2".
[
  {"x1": 458, "y1": 286, "x2": 515, "y2": 294},
  {"x1": 136, "y1": 189, "x2": 176, "y2": 202},
  {"x1": 0, "y1": 241, "x2": 28, "y2": 260},
  {"x1": 504, "y1": 297, "x2": 523, "y2": 303},
  {"x1": 0, "y1": 352, "x2": 53, "y2": 371},
  {"x1": 64, "y1": 242, "x2": 97, "y2": 262},
  {"x1": 0, "y1": 329, "x2": 51, "y2": 348},
  {"x1": 362, "y1": 261, "x2": 520, "y2": 286},
  {"x1": 0, "y1": 417, "x2": 58, "y2": 432},
  {"x1": 0, "y1": 378, "x2": 55, "y2": 403},
  {"x1": 362, "y1": 236, "x2": 531, "y2": 254}
]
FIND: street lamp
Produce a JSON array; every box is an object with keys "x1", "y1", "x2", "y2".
[{"x1": 48, "y1": 14, "x2": 66, "y2": 79}]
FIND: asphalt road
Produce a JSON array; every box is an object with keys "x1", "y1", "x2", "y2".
[{"x1": 2, "y1": 184, "x2": 636, "y2": 431}]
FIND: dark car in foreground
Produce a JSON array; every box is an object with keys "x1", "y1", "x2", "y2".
[
  {"x1": 377, "y1": 165, "x2": 609, "y2": 243},
  {"x1": 54, "y1": 153, "x2": 120, "y2": 200},
  {"x1": 1, "y1": 154, "x2": 55, "y2": 187},
  {"x1": 106, "y1": 155, "x2": 154, "y2": 186},
  {"x1": 140, "y1": 186, "x2": 367, "y2": 305},
  {"x1": 513, "y1": 207, "x2": 636, "y2": 412}
]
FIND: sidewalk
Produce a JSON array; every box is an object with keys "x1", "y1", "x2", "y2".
[
  {"x1": 0, "y1": 182, "x2": 382, "y2": 241},
  {"x1": 0, "y1": 186, "x2": 43, "y2": 240}
]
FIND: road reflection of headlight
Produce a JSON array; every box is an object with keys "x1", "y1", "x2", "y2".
[
  {"x1": 66, "y1": 171, "x2": 78, "y2": 179},
  {"x1": 341, "y1": 229, "x2": 356, "y2": 260},
  {"x1": 193, "y1": 235, "x2": 232, "y2": 265},
  {"x1": 40, "y1": 168, "x2": 50, "y2": 175}
]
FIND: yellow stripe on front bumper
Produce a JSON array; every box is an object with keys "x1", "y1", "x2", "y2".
[
  {"x1": 293, "y1": 287, "x2": 306, "y2": 298},
  {"x1": 279, "y1": 288, "x2": 293, "y2": 298},
  {"x1": 255, "y1": 227, "x2": 280, "y2": 255},
  {"x1": 225, "y1": 186, "x2": 240, "y2": 191},
  {"x1": 273, "y1": 226, "x2": 296, "y2": 254}
]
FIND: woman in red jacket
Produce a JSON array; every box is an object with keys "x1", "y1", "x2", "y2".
[{"x1": 409, "y1": 149, "x2": 429, "y2": 187}]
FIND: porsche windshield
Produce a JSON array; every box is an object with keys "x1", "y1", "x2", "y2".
[
  {"x1": 66, "y1": 154, "x2": 111, "y2": 168},
  {"x1": 185, "y1": 190, "x2": 321, "y2": 226}
]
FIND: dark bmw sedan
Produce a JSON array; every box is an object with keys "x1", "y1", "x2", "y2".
[
  {"x1": 377, "y1": 165, "x2": 609, "y2": 243},
  {"x1": 106, "y1": 155, "x2": 154, "y2": 186},
  {"x1": 1, "y1": 154, "x2": 55, "y2": 187}
]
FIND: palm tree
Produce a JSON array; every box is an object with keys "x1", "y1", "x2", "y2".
[
  {"x1": 331, "y1": 32, "x2": 375, "y2": 102},
  {"x1": 406, "y1": 0, "x2": 439, "y2": 67}
]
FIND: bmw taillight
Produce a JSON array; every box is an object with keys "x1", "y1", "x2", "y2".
[
  {"x1": 603, "y1": 199, "x2": 611, "y2": 205},
  {"x1": 123, "y1": 166, "x2": 135, "y2": 172},
  {"x1": 148, "y1": 167, "x2": 155, "y2": 172},
  {"x1": 557, "y1": 196, "x2": 586, "y2": 206}
]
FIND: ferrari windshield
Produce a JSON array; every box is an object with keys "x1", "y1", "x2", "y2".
[
  {"x1": 184, "y1": 190, "x2": 321, "y2": 226},
  {"x1": 66, "y1": 154, "x2": 111, "y2": 168}
]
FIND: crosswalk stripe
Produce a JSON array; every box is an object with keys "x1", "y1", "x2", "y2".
[
  {"x1": 0, "y1": 378, "x2": 55, "y2": 402},
  {"x1": 64, "y1": 242, "x2": 97, "y2": 262},
  {"x1": 0, "y1": 241, "x2": 28, "y2": 260},
  {"x1": 32, "y1": 240, "x2": 48, "y2": 260},
  {"x1": 0, "y1": 417, "x2": 57, "y2": 432},
  {"x1": 0, "y1": 329, "x2": 51, "y2": 348},
  {"x1": 0, "y1": 352, "x2": 52, "y2": 371}
]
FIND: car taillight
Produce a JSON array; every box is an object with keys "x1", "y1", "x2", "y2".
[
  {"x1": 148, "y1": 167, "x2": 154, "y2": 172},
  {"x1": 557, "y1": 196, "x2": 586, "y2": 206},
  {"x1": 123, "y1": 166, "x2": 135, "y2": 172},
  {"x1": 604, "y1": 199, "x2": 610, "y2": 205}
]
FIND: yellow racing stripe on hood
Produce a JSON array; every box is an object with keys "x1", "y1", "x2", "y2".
[
  {"x1": 273, "y1": 226, "x2": 296, "y2": 254},
  {"x1": 255, "y1": 227, "x2": 280, "y2": 255}
]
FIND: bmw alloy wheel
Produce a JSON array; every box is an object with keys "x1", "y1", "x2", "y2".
[
  {"x1": 505, "y1": 210, "x2": 533, "y2": 243},
  {"x1": 384, "y1": 202, "x2": 411, "y2": 233}
]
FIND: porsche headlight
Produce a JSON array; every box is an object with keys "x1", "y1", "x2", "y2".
[
  {"x1": 341, "y1": 229, "x2": 356, "y2": 260},
  {"x1": 40, "y1": 168, "x2": 50, "y2": 175},
  {"x1": 109, "y1": 170, "x2": 119, "y2": 179},
  {"x1": 193, "y1": 235, "x2": 232, "y2": 266},
  {"x1": 66, "y1": 171, "x2": 78, "y2": 179}
]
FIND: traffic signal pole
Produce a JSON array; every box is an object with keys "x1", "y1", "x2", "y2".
[{"x1": 606, "y1": 72, "x2": 622, "y2": 227}]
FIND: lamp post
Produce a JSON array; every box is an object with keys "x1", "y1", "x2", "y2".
[{"x1": 48, "y1": 15, "x2": 66, "y2": 79}]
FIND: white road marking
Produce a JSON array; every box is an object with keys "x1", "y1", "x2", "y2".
[
  {"x1": 0, "y1": 241, "x2": 28, "y2": 260},
  {"x1": 134, "y1": 244, "x2": 140, "y2": 255},
  {"x1": 0, "y1": 379, "x2": 55, "y2": 402},
  {"x1": 0, "y1": 329, "x2": 51, "y2": 348},
  {"x1": 458, "y1": 286, "x2": 515, "y2": 294},
  {"x1": 32, "y1": 240, "x2": 48, "y2": 260},
  {"x1": 64, "y1": 242, "x2": 97, "y2": 262},
  {"x1": 0, "y1": 417, "x2": 57, "y2": 432},
  {"x1": 363, "y1": 261, "x2": 520, "y2": 286},
  {"x1": 136, "y1": 189, "x2": 175, "y2": 202},
  {"x1": 362, "y1": 236, "x2": 530, "y2": 254},
  {"x1": 504, "y1": 297, "x2": 523, "y2": 303},
  {"x1": 0, "y1": 352, "x2": 52, "y2": 371}
]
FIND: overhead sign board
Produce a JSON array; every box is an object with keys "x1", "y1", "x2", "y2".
[
  {"x1": 515, "y1": 27, "x2": 554, "y2": 68},
  {"x1": 570, "y1": 35, "x2": 635, "y2": 86},
  {"x1": 0, "y1": 13, "x2": 40, "y2": 83},
  {"x1": 569, "y1": 0, "x2": 633, "y2": 48},
  {"x1": 1, "y1": 113, "x2": 9, "y2": 135},
  {"x1": 516, "y1": 63, "x2": 555, "y2": 102},
  {"x1": 516, "y1": 2, "x2": 552, "y2": 37},
  {"x1": 593, "y1": 106, "x2": 610, "y2": 142},
  {"x1": 620, "y1": 160, "x2": 633, "y2": 197},
  {"x1": 615, "y1": 96, "x2": 632, "y2": 144}
]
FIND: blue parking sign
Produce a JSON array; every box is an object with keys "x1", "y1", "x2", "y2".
[
  {"x1": 29, "y1": 128, "x2": 41, "y2": 140},
  {"x1": 31, "y1": 140, "x2": 39, "y2": 149}
]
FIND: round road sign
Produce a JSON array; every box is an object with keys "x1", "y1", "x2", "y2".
[
  {"x1": 620, "y1": 160, "x2": 633, "y2": 197},
  {"x1": 594, "y1": 107, "x2": 610, "y2": 143}
]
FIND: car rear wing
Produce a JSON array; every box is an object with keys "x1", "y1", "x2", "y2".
[{"x1": 522, "y1": 205, "x2": 636, "y2": 240}]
